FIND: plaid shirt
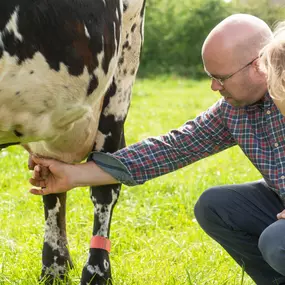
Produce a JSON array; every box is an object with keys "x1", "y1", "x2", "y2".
[{"x1": 91, "y1": 92, "x2": 285, "y2": 200}]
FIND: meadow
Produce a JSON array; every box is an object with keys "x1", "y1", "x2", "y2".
[{"x1": 0, "y1": 77, "x2": 261, "y2": 284}]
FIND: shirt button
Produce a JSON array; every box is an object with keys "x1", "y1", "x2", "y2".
[
  {"x1": 281, "y1": 176, "x2": 285, "y2": 180},
  {"x1": 267, "y1": 110, "x2": 271, "y2": 115},
  {"x1": 275, "y1": 143, "x2": 279, "y2": 147}
]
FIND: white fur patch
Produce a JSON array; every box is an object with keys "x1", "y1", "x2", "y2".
[
  {"x1": 44, "y1": 198, "x2": 66, "y2": 256},
  {"x1": 95, "y1": 131, "x2": 111, "y2": 151},
  {"x1": 5, "y1": 6, "x2": 23, "y2": 42},
  {"x1": 84, "y1": 24, "x2": 90, "y2": 39},
  {"x1": 103, "y1": 259, "x2": 110, "y2": 271},
  {"x1": 93, "y1": 189, "x2": 119, "y2": 236},
  {"x1": 102, "y1": 84, "x2": 131, "y2": 121},
  {"x1": 86, "y1": 265, "x2": 104, "y2": 277},
  {"x1": 42, "y1": 264, "x2": 66, "y2": 277}
]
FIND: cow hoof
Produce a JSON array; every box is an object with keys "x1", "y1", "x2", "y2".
[
  {"x1": 80, "y1": 248, "x2": 112, "y2": 285},
  {"x1": 80, "y1": 271, "x2": 112, "y2": 285},
  {"x1": 39, "y1": 273, "x2": 72, "y2": 285},
  {"x1": 40, "y1": 260, "x2": 73, "y2": 285}
]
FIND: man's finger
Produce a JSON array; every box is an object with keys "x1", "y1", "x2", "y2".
[
  {"x1": 29, "y1": 178, "x2": 46, "y2": 187},
  {"x1": 32, "y1": 165, "x2": 50, "y2": 180},
  {"x1": 41, "y1": 166, "x2": 50, "y2": 179},
  {"x1": 28, "y1": 155, "x2": 36, "y2": 170},
  {"x1": 33, "y1": 165, "x2": 41, "y2": 179},
  {"x1": 32, "y1": 156, "x2": 53, "y2": 167},
  {"x1": 29, "y1": 187, "x2": 49, "y2": 196}
]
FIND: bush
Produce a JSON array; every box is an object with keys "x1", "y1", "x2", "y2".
[{"x1": 138, "y1": 0, "x2": 285, "y2": 78}]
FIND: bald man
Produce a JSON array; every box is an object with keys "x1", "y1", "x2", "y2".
[{"x1": 30, "y1": 14, "x2": 285, "y2": 284}]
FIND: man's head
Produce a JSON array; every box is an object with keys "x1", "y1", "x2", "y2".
[{"x1": 202, "y1": 14, "x2": 273, "y2": 107}]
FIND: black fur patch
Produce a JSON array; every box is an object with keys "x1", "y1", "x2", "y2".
[
  {"x1": 0, "y1": 0, "x2": 121, "y2": 77},
  {"x1": 131, "y1": 23, "x2": 137, "y2": 32},
  {"x1": 101, "y1": 78, "x2": 117, "y2": 110},
  {"x1": 0, "y1": 142, "x2": 20, "y2": 149},
  {"x1": 87, "y1": 73, "x2": 99, "y2": 96},
  {"x1": 123, "y1": 2, "x2": 128, "y2": 12}
]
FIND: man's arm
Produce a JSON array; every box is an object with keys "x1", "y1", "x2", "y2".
[{"x1": 91, "y1": 99, "x2": 236, "y2": 185}]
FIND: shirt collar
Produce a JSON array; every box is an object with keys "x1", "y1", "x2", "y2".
[{"x1": 244, "y1": 91, "x2": 272, "y2": 112}]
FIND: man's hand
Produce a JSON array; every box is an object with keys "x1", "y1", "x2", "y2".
[
  {"x1": 29, "y1": 156, "x2": 76, "y2": 195},
  {"x1": 29, "y1": 155, "x2": 119, "y2": 196},
  {"x1": 29, "y1": 154, "x2": 50, "y2": 180},
  {"x1": 28, "y1": 154, "x2": 35, "y2": 171}
]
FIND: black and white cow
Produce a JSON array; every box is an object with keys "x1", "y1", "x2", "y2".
[{"x1": 0, "y1": 0, "x2": 146, "y2": 284}]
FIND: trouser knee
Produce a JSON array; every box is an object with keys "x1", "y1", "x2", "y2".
[
  {"x1": 194, "y1": 186, "x2": 226, "y2": 231},
  {"x1": 258, "y1": 220, "x2": 285, "y2": 276}
]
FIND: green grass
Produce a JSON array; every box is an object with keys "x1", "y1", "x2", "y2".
[{"x1": 0, "y1": 77, "x2": 261, "y2": 284}]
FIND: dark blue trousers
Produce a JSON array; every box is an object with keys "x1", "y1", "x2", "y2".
[{"x1": 194, "y1": 180, "x2": 285, "y2": 285}]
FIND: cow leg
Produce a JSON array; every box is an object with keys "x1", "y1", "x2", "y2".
[
  {"x1": 41, "y1": 193, "x2": 73, "y2": 283},
  {"x1": 81, "y1": 184, "x2": 120, "y2": 285}
]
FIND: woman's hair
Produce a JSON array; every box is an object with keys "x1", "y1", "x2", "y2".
[{"x1": 259, "y1": 22, "x2": 285, "y2": 101}]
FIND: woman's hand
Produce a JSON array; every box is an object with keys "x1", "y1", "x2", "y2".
[{"x1": 277, "y1": 209, "x2": 285, "y2": 220}]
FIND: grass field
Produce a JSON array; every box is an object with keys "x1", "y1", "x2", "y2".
[{"x1": 0, "y1": 77, "x2": 261, "y2": 284}]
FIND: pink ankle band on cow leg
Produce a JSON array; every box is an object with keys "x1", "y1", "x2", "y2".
[{"x1": 90, "y1": 236, "x2": 111, "y2": 253}]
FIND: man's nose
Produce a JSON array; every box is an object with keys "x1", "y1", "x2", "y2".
[{"x1": 211, "y1": 79, "x2": 224, "y2": 92}]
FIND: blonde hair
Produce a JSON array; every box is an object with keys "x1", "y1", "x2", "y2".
[{"x1": 259, "y1": 22, "x2": 285, "y2": 101}]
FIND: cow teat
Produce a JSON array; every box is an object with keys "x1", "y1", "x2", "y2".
[{"x1": 51, "y1": 105, "x2": 90, "y2": 130}]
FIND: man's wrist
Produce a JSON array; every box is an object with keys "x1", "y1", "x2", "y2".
[{"x1": 71, "y1": 161, "x2": 118, "y2": 188}]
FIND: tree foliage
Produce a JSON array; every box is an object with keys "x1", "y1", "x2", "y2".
[{"x1": 139, "y1": 0, "x2": 285, "y2": 78}]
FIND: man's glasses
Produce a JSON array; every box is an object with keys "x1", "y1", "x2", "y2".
[{"x1": 205, "y1": 57, "x2": 259, "y2": 86}]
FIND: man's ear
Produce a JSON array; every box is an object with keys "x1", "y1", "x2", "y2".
[
  {"x1": 253, "y1": 59, "x2": 266, "y2": 76},
  {"x1": 252, "y1": 58, "x2": 259, "y2": 70}
]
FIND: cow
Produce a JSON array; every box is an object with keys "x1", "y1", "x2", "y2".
[{"x1": 0, "y1": 0, "x2": 146, "y2": 284}]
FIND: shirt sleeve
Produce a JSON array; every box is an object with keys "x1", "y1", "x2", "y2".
[{"x1": 90, "y1": 99, "x2": 236, "y2": 185}]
